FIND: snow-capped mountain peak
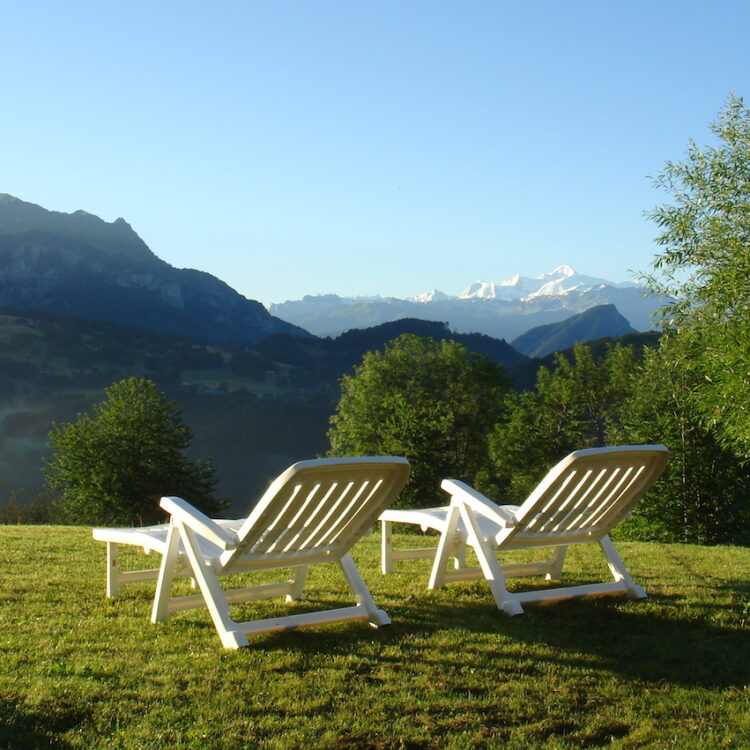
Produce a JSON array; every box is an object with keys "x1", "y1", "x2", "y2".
[
  {"x1": 409, "y1": 289, "x2": 452, "y2": 303},
  {"x1": 459, "y1": 281, "x2": 501, "y2": 299},
  {"x1": 458, "y1": 266, "x2": 632, "y2": 302},
  {"x1": 546, "y1": 264, "x2": 576, "y2": 278},
  {"x1": 498, "y1": 273, "x2": 522, "y2": 287}
]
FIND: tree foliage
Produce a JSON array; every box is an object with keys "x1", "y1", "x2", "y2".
[
  {"x1": 647, "y1": 94, "x2": 750, "y2": 456},
  {"x1": 613, "y1": 337, "x2": 750, "y2": 545},
  {"x1": 484, "y1": 343, "x2": 636, "y2": 504},
  {"x1": 482, "y1": 335, "x2": 750, "y2": 545},
  {"x1": 327, "y1": 335, "x2": 510, "y2": 508},
  {"x1": 45, "y1": 377, "x2": 223, "y2": 525}
]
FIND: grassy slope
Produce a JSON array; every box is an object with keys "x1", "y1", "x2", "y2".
[{"x1": 0, "y1": 528, "x2": 748, "y2": 749}]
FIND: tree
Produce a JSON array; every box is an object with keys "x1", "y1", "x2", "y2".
[
  {"x1": 647, "y1": 94, "x2": 750, "y2": 457},
  {"x1": 485, "y1": 343, "x2": 637, "y2": 504},
  {"x1": 45, "y1": 377, "x2": 223, "y2": 525},
  {"x1": 613, "y1": 336, "x2": 750, "y2": 545},
  {"x1": 327, "y1": 335, "x2": 510, "y2": 508}
]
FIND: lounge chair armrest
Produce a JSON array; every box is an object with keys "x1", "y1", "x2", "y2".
[
  {"x1": 440, "y1": 479, "x2": 516, "y2": 528},
  {"x1": 159, "y1": 496, "x2": 238, "y2": 550}
]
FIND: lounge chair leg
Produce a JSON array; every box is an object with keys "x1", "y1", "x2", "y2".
[
  {"x1": 151, "y1": 522, "x2": 182, "y2": 623},
  {"x1": 599, "y1": 535, "x2": 646, "y2": 599},
  {"x1": 429, "y1": 505, "x2": 461, "y2": 590},
  {"x1": 545, "y1": 546, "x2": 568, "y2": 581},
  {"x1": 175, "y1": 522, "x2": 249, "y2": 648},
  {"x1": 287, "y1": 565, "x2": 308, "y2": 601},
  {"x1": 381, "y1": 520, "x2": 393, "y2": 574},
  {"x1": 458, "y1": 503, "x2": 523, "y2": 616},
  {"x1": 106, "y1": 542, "x2": 121, "y2": 598},
  {"x1": 451, "y1": 537, "x2": 467, "y2": 570},
  {"x1": 340, "y1": 553, "x2": 390, "y2": 627},
  {"x1": 218, "y1": 630, "x2": 251, "y2": 649}
]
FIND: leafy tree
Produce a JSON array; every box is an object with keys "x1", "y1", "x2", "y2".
[
  {"x1": 647, "y1": 94, "x2": 750, "y2": 456},
  {"x1": 327, "y1": 334, "x2": 509, "y2": 508},
  {"x1": 485, "y1": 343, "x2": 637, "y2": 504},
  {"x1": 614, "y1": 336, "x2": 750, "y2": 545},
  {"x1": 45, "y1": 377, "x2": 223, "y2": 525}
]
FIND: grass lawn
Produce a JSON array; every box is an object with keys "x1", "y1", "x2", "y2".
[{"x1": 0, "y1": 526, "x2": 748, "y2": 749}]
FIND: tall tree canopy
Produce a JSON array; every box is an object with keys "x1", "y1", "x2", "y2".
[
  {"x1": 327, "y1": 334, "x2": 509, "y2": 508},
  {"x1": 484, "y1": 343, "x2": 636, "y2": 504},
  {"x1": 613, "y1": 337, "x2": 750, "y2": 545},
  {"x1": 648, "y1": 94, "x2": 750, "y2": 456},
  {"x1": 481, "y1": 337, "x2": 750, "y2": 545},
  {"x1": 46, "y1": 377, "x2": 222, "y2": 525}
]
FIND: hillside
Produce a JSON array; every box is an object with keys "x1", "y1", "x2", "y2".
[
  {"x1": 0, "y1": 311, "x2": 527, "y2": 515},
  {"x1": 0, "y1": 300, "x2": 665, "y2": 515},
  {"x1": 511, "y1": 304, "x2": 636, "y2": 358},
  {"x1": 257, "y1": 318, "x2": 529, "y2": 389},
  {"x1": 0, "y1": 308, "x2": 331, "y2": 514},
  {"x1": 507, "y1": 330, "x2": 661, "y2": 391},
  {"x1": 0, "y1": 194, "x2": 307, "y2": 344}
]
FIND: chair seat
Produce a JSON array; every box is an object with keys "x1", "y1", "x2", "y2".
[
  {"x1": 380, "y1": 505, "x2": 520, "y2": 541},
  {"x1": 93, "y1": 519, "x2": 245, "y2": 558}
]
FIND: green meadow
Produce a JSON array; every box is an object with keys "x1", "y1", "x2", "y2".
[{"x1": 0, "y1": 527, "x2": 748, "y2": 749}]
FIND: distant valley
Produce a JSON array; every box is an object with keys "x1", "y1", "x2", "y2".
[{"x1": 0, "y1": 308, "x2": 535, "y2": 513}]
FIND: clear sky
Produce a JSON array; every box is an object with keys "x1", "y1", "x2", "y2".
[{"x1": 2, "y1": 1, "x2": 748, "y2": 306}]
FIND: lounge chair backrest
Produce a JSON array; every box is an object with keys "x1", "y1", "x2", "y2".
[
  {"x1": 508, "y1": 445, "x2": 668, "y2": 544},
  {"x1": 221, "y1": 457, "x2": 411, "y2": 567}
]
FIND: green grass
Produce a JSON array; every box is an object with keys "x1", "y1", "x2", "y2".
[{"x1": 0, "y1": 527, "x2": 748, "y2": 749}]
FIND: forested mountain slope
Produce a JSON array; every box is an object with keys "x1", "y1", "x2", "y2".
[{"x1": 0, "y1": 194, "x2": 307, "y2": 344}]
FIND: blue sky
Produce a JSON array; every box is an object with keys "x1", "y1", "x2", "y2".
[{"x1": 2, "y1": 1, "x2": 748, "y2": 306}]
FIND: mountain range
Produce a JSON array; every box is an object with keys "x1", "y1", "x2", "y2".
[
  {"x1": 416, "y1": 266, "x2": 636, "y2": 301},
  {"x1": 0, "y1": 193, "x2": 665, "y2": 356},
  {"x1": 270, "y1": 265, "x2": 668, "y2": 339},
  {"x1": 0, "y1": 194, "x2": 306, "y2": 344}
]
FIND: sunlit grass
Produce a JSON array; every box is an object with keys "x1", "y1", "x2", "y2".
[{"x1": 0, "y1": 526, "x2": 748, "y2": 748}]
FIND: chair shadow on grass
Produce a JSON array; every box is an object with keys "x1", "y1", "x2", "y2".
[
  {"x1": 0, "y1": 698, "x2": 81, "y2": 749},
  {"x1": 209, "y1": 578, "x2": 750, "y2": 690},
  {"x1": 388, "y1": 586, "x2": 750, "y2": 688}
]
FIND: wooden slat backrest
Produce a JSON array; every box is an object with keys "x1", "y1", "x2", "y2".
[
  {"x1": 509, "y1": 446, "x2": 668, "y2": 543},
  {"x1": 220, "y1": 457, "x2": 410, "y2": 568}
]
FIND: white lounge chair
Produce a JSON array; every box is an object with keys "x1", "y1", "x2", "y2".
[
  {"x1": 94, "y1": 456, "x2": 410, "y2": 648},
  {"x1": 380, "y1": 446, "x2": 668, "y2": 615}
]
